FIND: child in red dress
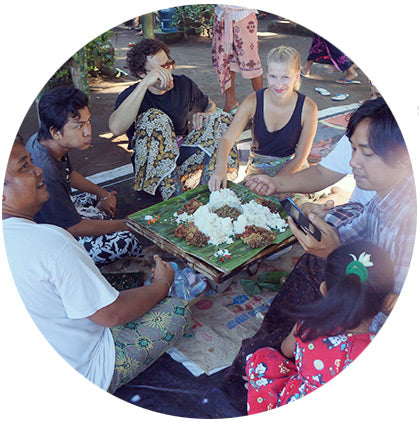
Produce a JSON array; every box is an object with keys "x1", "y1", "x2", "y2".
[{"x1": 245, "y1": 240, "x2": 397, "y2": 414}]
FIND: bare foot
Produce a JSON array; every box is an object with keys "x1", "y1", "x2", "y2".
[
  {"x1": 301, "y1": 62, "x2": 312, "y2": 76},
  {"x1": 344, "y1": 65, "x2": 358, "y2": 81}
]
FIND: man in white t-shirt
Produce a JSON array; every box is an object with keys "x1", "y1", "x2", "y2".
[
  {"x1": 244, "y1": 134, "x2": 375, "y2": 206},
  {"x1": 3, "y1": 138, "x2": 191, "y2": 393}
]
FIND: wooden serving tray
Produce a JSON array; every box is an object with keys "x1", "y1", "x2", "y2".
[{"x1": 127, "y1": 182, "x2": 295, "y2": 288}]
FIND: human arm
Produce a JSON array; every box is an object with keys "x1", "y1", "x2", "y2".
[
  {"x1": 108, "y1": 67, "x2": 173, "y2": 136},
  {"x1": 69, "y1": 170, "x2": 117, "y2": 217},
  {"x1": 191, "y1": 97, "x2": 217, "y2": 130},
  {"x1": 273, "y1": 97, "x2": 318, "y2": 176},
  {"x1": 89, "y1": 255, "x2": 174, "y2": 327},
  {"x1": 288, "y1": 212, "x2": 341, "y2": 259},
  {"x1": 208, "y1": 93, "x2": 256, "y2": 191},
  {"x1": 280, "y1": 323, "x2": 298, "y2": 359},
  {"x1": 244, "y1": 164, "x2": 345, "y2": 196},
  {"x1": 66, "y1": 217, "x2": 130, "y2": 237}
]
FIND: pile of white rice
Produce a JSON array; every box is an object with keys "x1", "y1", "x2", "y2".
[{"x1": 175, "y1": 189, "x2": 287, "y2": 246}]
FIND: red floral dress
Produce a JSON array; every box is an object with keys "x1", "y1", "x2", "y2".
[{"x1": 246, "y1": 328, "x2": 374, "y2": 414}]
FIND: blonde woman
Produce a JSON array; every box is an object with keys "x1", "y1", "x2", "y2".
[{"x1": 209, "y1": 46, "x2": 318, "y2": 192}]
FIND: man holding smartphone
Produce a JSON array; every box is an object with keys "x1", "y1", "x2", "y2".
[
  {"x1": 224, "y1": 97, "x2": 416, "y2": 395},
  {"x1": 288, "y1": 97, "x2": 414, "y2": 294},
  {"x1": 280, "y1": 197, "x2": 322, "y2": 242}
]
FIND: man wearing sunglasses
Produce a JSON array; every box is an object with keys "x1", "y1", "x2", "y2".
[{"x1": 109, "y1": 38, "x2": 238, "y2": 201}]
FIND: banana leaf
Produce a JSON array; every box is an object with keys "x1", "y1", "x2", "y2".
[
  {"x1": 257, "y1": 271, "x2": 290, "y2": 284},
  {"x1": 128, "y1": 182, "x2": 293, "y2": 272},
  {"x1": 241, "y1": 271, "x2": 289, "y2": 296}
]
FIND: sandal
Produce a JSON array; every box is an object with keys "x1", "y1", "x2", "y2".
[
  {"x1": 336, "y1": 78, "x2": 360, "y2": 84},
  {"x1": 228, "y1": 106, "x2": 239, "y2": 116},
  {"x1": 331, "y1": 93, "x2": 350, "y2": 101},
  {"x1": 314, "y1": 87, "x2": 331, "y2": 96}
]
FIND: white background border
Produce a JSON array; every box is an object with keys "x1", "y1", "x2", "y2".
[{"x1": 1, "y1": 1, "x2": 418, "y2": 420}]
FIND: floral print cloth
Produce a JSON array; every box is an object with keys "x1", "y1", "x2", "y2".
[
  {"x1": 211, "y1": 12, "x2": 263, "y2": 93},
  {"x1": 246, "y1": 329, "x2": 374, "y2": 414},
  {"x1": 307, "y1": 34, "x2": 353, "y2": 72},
  {"x1": 108, "y1": 297, "x2": 192, "y2": 393}
]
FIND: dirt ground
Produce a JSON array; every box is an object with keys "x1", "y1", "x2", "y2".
[{"x1": 17, "y1": 13, "x2": 371, "y2": 178}]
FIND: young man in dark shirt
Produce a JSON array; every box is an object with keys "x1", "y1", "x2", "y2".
[
  {"x1": 109, "y1": 38, "x2": 239, "y2": 200},
  {"x1": 26, "y1": 87, "x2": 143, "y2": 264}
]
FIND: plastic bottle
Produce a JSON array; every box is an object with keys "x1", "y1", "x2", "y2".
[
  {"x1": 145, "y1": 263, "x2": 207, "y2": 300},
  {"x1": 171, "y1": 268, "x2": 207, "y2": 299}
]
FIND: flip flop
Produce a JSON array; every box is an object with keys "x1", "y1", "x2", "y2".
[
  {"x1": 331, "y1": 93, "x2": 350, "y2": 101},
  {"x1": 314, "y1": 87, "x2": 331, "y2": 96},
  {"x1": 228, "y1": 106, "x2": 239, "y2": 116},
  {"x1": 336, "y1": 78, "x2": 361, "y2": 84},
  {"x1": 300, "y1": 71, "x2": 311, "y2": 79}
]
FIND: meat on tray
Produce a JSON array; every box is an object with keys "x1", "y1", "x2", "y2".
[
  {"x1": 176, "y1": 198, "x2": 204, "y2": 215},
  {"x1": 236, "y1": 225, "x2": 277, "y2": 248},
  {"x1": 254, "y1": 197, "x2": 280, "y2": 214},
  {"x1": 174, "y1": 222, "x2": 209, "y2": 247}
]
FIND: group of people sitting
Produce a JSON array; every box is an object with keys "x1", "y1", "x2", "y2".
[{"x1": 3, "y1": 36, "x2": 416, "y2": 415}]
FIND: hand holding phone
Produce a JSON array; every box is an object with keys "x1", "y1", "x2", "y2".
[{"x1": 280, "y1": 198, "x2": 322, "y2": 242}]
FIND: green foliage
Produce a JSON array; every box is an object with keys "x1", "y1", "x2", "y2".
[
  {"x1": 173, "y1": 4, "x2": 215, "y2": 38},
  {"x1": 83, "y1": 31, "x2": 115, "y2": 77},
  {"x1": 43, "y1": 30, "x2": 115, "y2": 92}
]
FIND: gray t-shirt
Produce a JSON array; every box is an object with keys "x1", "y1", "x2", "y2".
[{"x1": 25, "y1": 134, "x2": 82, "y2": 229}]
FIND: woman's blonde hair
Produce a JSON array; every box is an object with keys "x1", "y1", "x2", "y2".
[{"x1": 267, "y1": 46, "x2": 301, "y2": 90}]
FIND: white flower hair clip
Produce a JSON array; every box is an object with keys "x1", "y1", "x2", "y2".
[{"x1": 346, "y1": 252, "x2": 374, "y2": 283}]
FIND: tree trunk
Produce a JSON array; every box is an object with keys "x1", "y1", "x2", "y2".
[
  {"x1": 142, "y1": 13, "x2": 154, "y2": 39},
  {"x1": 70, "y1": 48, "x2": 89, "y2": 99}
]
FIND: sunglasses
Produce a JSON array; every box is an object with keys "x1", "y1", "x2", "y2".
[{"x1": 162, "y1": 58, "x2": 175, "y2": 70}]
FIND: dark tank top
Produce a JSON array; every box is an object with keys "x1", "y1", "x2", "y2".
[{"x1": 251, "y1": 89, "x2": 305, "y2": 157}]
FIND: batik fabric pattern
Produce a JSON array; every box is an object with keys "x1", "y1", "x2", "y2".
[
  {"x1": 245, "y1": 150, "x2": 294, "y2": 177},
  {"x1": 245, "y1": 150, "x2": 310, "y2": 205},
  {"x1": 72, "y1": 192, "x2": 143, "y2": 265},
  {"x1": 132, "y1": 108, "x2": 238, "y2": 200},
  {"x1": 108, "y1": 297, "x2": 192, "y2": 393}
]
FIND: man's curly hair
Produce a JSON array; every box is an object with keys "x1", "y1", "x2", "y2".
[{"x1": 126, "y1": 39, "x2": 171, "y2": 77}]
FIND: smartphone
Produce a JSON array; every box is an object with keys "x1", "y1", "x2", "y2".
[{"x1": 280, "y1": 198, "x2": 322, "y2": 242}]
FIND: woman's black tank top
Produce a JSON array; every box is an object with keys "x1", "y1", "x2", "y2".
[{"x1": 251, "y1": 88, "x2": 305, "y2": 157}]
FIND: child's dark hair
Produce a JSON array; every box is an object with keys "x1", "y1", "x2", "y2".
[
  {"x1": 37, "y1": 86, "x2": 89, "y2": 140},
  {"x1": 126, "y1": 38, "x2": 170, "y2": 77},
  {"x1": 291, "y1": 241, "x2": 394, "y2": 342}
]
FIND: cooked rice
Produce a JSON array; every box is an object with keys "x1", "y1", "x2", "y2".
[{"x1": 175, "y1": 188, "x2": 287, "y2": 246}]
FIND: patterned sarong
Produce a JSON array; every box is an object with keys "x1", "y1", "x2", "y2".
[
  {"x1": 108, "y1": 297, "x2": 192, "y2": 393},
  {"x1": 245, "y1": 150, "x2": 310, "y2": 205},
  {"x1": 245, "y1": 150, "x2": 294, "y2": 177},
  {"x1": 132, "y1": 108, "x2": 239, "y2": 200},
  {"x1": 71, "y1": 193, "x2": 143, "y2": 265},
  {"x1": 307, "y1": 34, "x2": 353, "y2": 72},
  {"x1": 211, "y1": 12, "x2": 263, "y2": 93}
]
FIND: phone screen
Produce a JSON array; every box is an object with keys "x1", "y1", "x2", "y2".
[{"x1": 281, "y1": 198, "x2": 322, "y2": 242}]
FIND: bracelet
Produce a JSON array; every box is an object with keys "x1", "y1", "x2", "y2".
[{"x1": 99, "y1": 192, "x2": 111, "y2": 201}]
